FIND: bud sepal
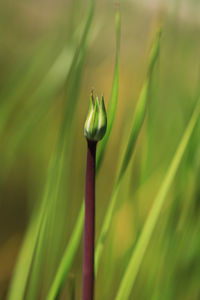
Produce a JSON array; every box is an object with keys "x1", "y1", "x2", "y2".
[{"x1": 84, "y1": 92, "x2": 107, "y2": 141}]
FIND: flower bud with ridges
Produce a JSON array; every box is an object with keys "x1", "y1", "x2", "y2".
[{"x1": 84, "y1": 92, "x2": 107, "y2": 141}]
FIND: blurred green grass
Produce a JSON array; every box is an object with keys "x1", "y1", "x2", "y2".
[{"x1": 0, "y1": 0, "x2": 200, "y2": 299}]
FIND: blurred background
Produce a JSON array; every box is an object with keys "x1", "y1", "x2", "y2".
[{"x1": 0, "y1": 0, "x2": 200, "y2": 299}]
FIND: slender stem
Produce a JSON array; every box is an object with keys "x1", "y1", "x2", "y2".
[{"x1": 82, "y1": 140, "x2": 97, "y2": 300}]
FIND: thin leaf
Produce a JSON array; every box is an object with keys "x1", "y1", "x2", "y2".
[
  {"x1": 26, "y1": 44, "x2": 88, "y2": 300},
  {"x1": 46, "y1": 8, "x2": 121, "y2": 300},
  {"x1": 96, "y1": 9, "x2": 120, "y2": 170},
  {"x1": 7, "y1": 1, "x2": 95, "y2": 299},
  {"x1": 1, "y1": 21, "x2": 85, "y2": 177},
  {"x1": 95, "y1": 28, "x2": 162, "y2": 274},
  {"x1": 115, "y1": 97, "x2": 200, "y2": 300},
  {"x1": 47, "y1": 203, "x2": 84, "y2": 300},
  {"x1": 7, "y1": 155, "x2": 56, "y2": 300},
  {"x1": 0, "y1": 33, "x2": 68, "y2": 134},
  {"x1": 2, "y1": 45, "x2": 73, "y2": 174}
]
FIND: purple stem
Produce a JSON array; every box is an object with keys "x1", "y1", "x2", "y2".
[{"x1": 82, "y1": 140, "x2": 97, "y2": 300}]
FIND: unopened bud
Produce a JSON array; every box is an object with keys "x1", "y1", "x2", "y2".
[{"x1": 84, "y1": 92, "x2": 107, "y2": 141}]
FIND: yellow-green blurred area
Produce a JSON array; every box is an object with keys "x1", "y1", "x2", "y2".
[{"x1": 0, "y1": 0, "x2": 200, "y2": 299}]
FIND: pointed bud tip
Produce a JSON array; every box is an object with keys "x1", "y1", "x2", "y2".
[{"x1": 84, "y1": 91, "x2": 107, "y2": 141}]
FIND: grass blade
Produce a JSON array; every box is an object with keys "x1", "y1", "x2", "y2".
[
  {"x1": 7, "y1": 1, "x2": 95, "y2": 299},
  {"x1": 96, "y1": 9, "x2": 120, "y2": 170},
  {"x1": 46, "y1": 9, "x2": 121, "y2": 300},
  {"x1": 0, "y1": 32, "x2": 69, "y2": 134},
  {"x1": 95, "y1": 28, "x2": 162, "y2": 274},
  {"x1": 0, "y1": 46, "x2": 73, "y2": 183},
  {"x1": 7, "y1": 155, "x2": 56, "y2": 300},
  {"x1": 115, "y1": 96, "x2": 200, "y2": 300},
  {"x1": 1, "y1": 21, "x2": 85, "y2": 178},
  {"x1": 26, "y1": 45, "x2": 88, "y2": 300},
  {"x1": 23, "y1": 1, "x2": 95, "y2": 298}
]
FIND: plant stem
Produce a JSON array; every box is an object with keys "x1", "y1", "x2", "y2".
[{"x1": 82, "y1": 140, "x2": 97, "y2": 300}]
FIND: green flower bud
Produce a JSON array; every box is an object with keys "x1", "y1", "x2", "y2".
[{"x1": 84, "y1": 92, "x2": 107, "y2": 141}]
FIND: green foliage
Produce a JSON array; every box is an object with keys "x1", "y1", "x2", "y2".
[
  {"x1": 7, "y1": 1, "x2": 95, "y2": 299},
  {"x1": 96, "y1": 10, "x2": 120, "y2": 169},
  {"x1": 46, "y1": 8, "x2": 121, "y2": 300},
  {"x1": 95, "y1": 28, "x2": 162, "y2": 274},
  {"x1": 0, "y1": 2, "x2": 199, "y2": 300},
  {"x1": 116, "y1": 96, "x2": 200, "y2": 300}
]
